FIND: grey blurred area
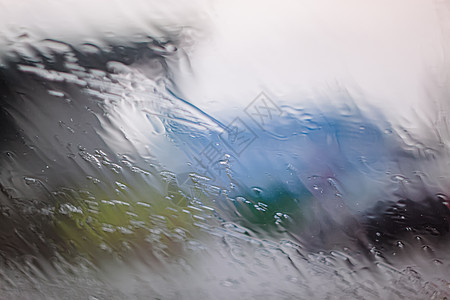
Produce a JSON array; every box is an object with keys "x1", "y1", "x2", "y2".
[{"x1": 0, "y1": 37, "x2": 173, "y2": 250}]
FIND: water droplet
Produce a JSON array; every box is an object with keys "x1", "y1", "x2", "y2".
[
  {"x1": 220, "y1": 279, "x2": 238, "y2": 287},
  {"x1": 24, "y1": 177, "x2": 38, "y2": 185},
  {"x1": 252, "y1": 187, "x2": 263, "y2": 197}
]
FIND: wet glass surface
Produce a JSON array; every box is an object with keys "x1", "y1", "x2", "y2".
[{"x1": 1, "y1": 1, "x2": 450, "y2": 299}]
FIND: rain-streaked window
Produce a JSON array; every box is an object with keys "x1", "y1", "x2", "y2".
[{"x1": 0, "y1": 1, "x2": 449, "y2": 299}]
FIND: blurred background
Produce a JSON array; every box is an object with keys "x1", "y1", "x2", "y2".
[{"x1": 0, "y1": 0, "x2": 450, "y2": 299}]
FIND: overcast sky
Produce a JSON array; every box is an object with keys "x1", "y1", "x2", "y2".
[{"x1": 1, "y1": 0, "x2": 449, "y2": 123}]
